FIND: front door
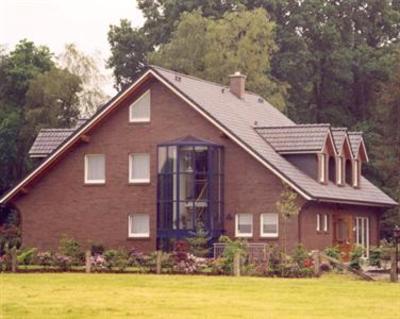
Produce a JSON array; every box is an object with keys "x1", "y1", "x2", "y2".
[{"x1": 333, "y1": 214, "x2": 353, "y2": 261}]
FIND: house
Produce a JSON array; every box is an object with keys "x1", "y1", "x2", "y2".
[{"x1": 0, "y1": 65, "x2": 397, "y2": 257}]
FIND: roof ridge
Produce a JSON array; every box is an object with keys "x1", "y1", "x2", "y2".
[
  {"x1": 255, "y1": 123, "x2": 331, "y2": 130},
  {"x1": 149, "y1": 64, "x2": 261, "y2": 98}
]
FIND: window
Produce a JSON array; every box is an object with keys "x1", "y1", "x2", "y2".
[
  {"x1": 318, "y1": 153, "x2": 327, "y2": 183},
  {"x1": 84, "y1": 154, "x2": 105, "y2": 184},
  {"x1": 260, "y1": 213, "x2": 279, "y2": 238},
  {"x1": 353, "y1": 160, "x2": 360, "y2": 188},
  {"x1": 129, "y1": 153, "x2": 150, "y2": 183},
  {"x1": 129, "y1": 90, "x2": 150, "y2": 122},
  {"x1": 128, "y1": 214, "x2": 150, "y2": 238},
  {"x1": 336, "y1": 156, "x2": 344, "y2": 185},
  {"x1": 355, "y1": 217, "x2": 369, "y2": 258},
  {"x1": 235, "y1": 214, "x2": 253, "y2": 237},
  {"x1": 317, "y1": 213, "x2": 329, "y2": 233}
]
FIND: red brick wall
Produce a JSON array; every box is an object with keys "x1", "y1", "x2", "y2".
[{"x1": 13, "y1": 80, "x2": 382, "y2": 254}]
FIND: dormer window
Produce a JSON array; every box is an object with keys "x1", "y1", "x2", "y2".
[
  {"x1": 129, "y1": 90, "x2": 150, "y2": 123},
  {"x1": 353, "y1": 159, "x2": 360, "y2": 188},
  {"x1": 328, "y1": 156, "x2": 335, "y2": 182},
  {"x1": 318, "y1": 153, "x2": 327, "y2": 184},
  {"x1": 336, "y1": 156, "x2": 344, "y2": 186}
]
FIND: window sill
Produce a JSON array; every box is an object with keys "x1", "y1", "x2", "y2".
[
  {"x1": 129, "y1": 180, "x2": 151, "y2": 185},
  {"x1": 84, "y1": 181, "x2": 106, "y2": 186},
  {"x1": 260, "y1": 234, "x2": 279, "y2": 239},
  {"x1": 128, "y1": 235, "x2": 150, "y2": 239},
  {"x1": 235, "y1": 234, "x2": 253, "y2": 238},
  {"x1": 129, "y1": 120, "x2": 150, "y2": 124}
]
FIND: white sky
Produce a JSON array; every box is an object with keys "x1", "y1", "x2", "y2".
[{"x1": 0, "y1": 0, "x2": 145, "y2": 95}]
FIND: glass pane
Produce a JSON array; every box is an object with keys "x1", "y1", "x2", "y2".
[
  {"x1": 194, "y1": 146, "x2": 208, "y2": 173},
  {"x1": 86, "y1": 155, "x2": 105, "y2": 181},
  {"x1": 194, "y1": 202, "x2": 208, "y2": 227},
  {"x1": 158, "y1": 147, "x2": 167, "y2": 173},
  {"x1": 131, "y1": 214, "x2": 149, "y2": 234},
  {"x1": 130, "y1": 91, "x2": 150, "y2": 120},
  {"x1": 238, "y1": 214, "x2": 252, "y2": 234},
  {"x1": 180, "y1": 147, "x2": 194, "y2": 173},
  {"x1": 263, "y1": 224, "x2": 277, "y2": 234},
  {"x1": 179, "y1": 173, "x2": 194, "y2": 201},
  {"x1": 131, "y1": 154, "x2": 150, "y2": 181},
  {"x1": 194, "y1": 173, "x2": 207, "y2": 200},
  {"x1": 263, "y1": 213, "x2": 278, "y2": 235},
  {"x1": 179, "y1": 201, "x2": 193, "y2": 229}
]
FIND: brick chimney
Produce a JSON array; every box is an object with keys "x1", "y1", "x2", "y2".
[{"x1": 229, "y1": 71, "x2": 246, "y2": 99}]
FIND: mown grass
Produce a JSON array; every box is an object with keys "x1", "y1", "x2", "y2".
[{"x1": 0, "y1": 273, "x2": 398, "y2": 319}]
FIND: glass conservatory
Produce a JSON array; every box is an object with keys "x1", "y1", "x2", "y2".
[{"x1": 157, "y1": 136, "x2": 224, "y2": 248}]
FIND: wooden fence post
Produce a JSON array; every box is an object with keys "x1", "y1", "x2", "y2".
[
  {"x1": 11, "y1": 247, "x2": 17, "y2": 273},
  {"x1": 312, "y1": 250, "x2": 321, "y2": 277},
  {"x1": 233, "y1": 251, "x2": 241, "y2": 277},
  {"x1": 85, "y1": 250, "x2": 91, "y2": 273},
  {"x1": 390, "y1": 250, "x2": 398, "y2": 283},
  {"x1": 156, "y1": 250, "x2": 162, "y2": 275}
]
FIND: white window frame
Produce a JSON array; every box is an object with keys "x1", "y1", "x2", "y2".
[
  {"x1": 128, "y1": 214, "x2": 150, "y2": 238},
  {"x1": 129, "y1": 90, "x2": 150, "y2": 123},
  {"x1": 319, "y1": 153, "x2": 327, "y2": 183},
  {"x1": 84, "y1": 154, "x2": 105, "y2": 184},
  {"x1": 323, "y1": 214, "x2": 329, "y2": 232},
  {"x1": 353, "y1": 159, "x2": 360, "y2": 188},
  {"x1": 235, "y1": 213, "x2": 253, "y2": 238},
  {"x1": 260, "y1": 213, "x2": 279, "y2": 238},
  {"x1": 129, "y1": 153, "x2": 150, "y2": 184},
  {"x1": 355, "y1": 216, "x2": 369, "y2": 258},
  {"x1": 317, "y1": 213, "x2": 328, "y2": 232},
  {"x1": 336, "y1": 156, "x2": 344, "y2": 185}
]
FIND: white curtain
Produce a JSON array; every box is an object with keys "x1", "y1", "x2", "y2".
[
  {"x1": 86, "y1": 155, "x2": 105, "y2": 181},
  {"x1": 263, "y1": 213, "x2": 278, "y2": 234},
  {"x1": 130, "y1": 91, "x2": 150, "y2": 121},
  {"x1": 130, "y1": 214, "x2": 149, "y2": 235},
  {"x1": 131, "y1": 153, "x2": 150, "y2": 181}
]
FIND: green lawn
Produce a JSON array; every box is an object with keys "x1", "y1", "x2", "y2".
[{"x1": 0, "y1": 273, "x2": 398, "y2": 319}]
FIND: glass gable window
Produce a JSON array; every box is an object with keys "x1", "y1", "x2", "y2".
[{"x1": 157, "y1": 136, "x2": 223, "y2": 242}]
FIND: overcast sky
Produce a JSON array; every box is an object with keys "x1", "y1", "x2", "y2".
[{"x1": 0, "y1": 0, "x2": 145, "y2": 94}]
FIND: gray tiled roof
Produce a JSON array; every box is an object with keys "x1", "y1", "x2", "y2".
[
  {"x1": 255, "y1": 124, "x2": 330, "y2": 153},
  {"x1": 29, "y1": 129, "x2": 75, "y2": 157},
  {"x1": 29, "y1": 119, "x2": 88, "y2": 157},
  {"x1": 348, "y1": 132, "x2": 363, "y2": 156},
  {"x1": 151, "y1": 65, "x2": 396, "y2": 206}
]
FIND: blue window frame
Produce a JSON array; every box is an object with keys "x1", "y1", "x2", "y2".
[{"x1": 157, "y1": 136, "x2": 224, "y2": 243}]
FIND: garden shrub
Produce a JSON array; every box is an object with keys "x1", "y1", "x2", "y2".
[
  {"x1": 218, "y1": 236, "x2": 247, "y2": 273},
  {"x1": 324, "y1": 246, "x2": 341, "y2": 260},
  {"x1": 319, "y1": 262, "x2": 331, "y2": 272},
  {"x1": 90, "y1": 254, "x2": 106, "y2": 271},
  {"x1": 0, "y1": 252, "x2": 11, "y2": 271},
  {"x1": 53, "y1": 254, "x2": 72, "y2": 271},
  {"x1": 17, "y1": 248, "x2": 37, "y2": 265},
  {"x1": 349, "y1": 246, "x2": 364, "y2": 270},
  {"x1": 368, "y1": 246, "x2": 382, "y2": 268},
  {"x1": 103, "y1": 249, "x2": 129, "y2": 271},
  {"x1": 90, "y1": 243, "x2": 105, "y2": 256},
  {"x1": 58, "y1": 236, "x2": 84, "y2": 265},
  {"x1": 36, "y1": 251, "x2": 53, "y2": 268},
  {"x1": 292, "y1": 244, "x2": 309, "y2": 268},
  {"x1": 186, "y1": 223, "x2": 210, "y2": 257}
]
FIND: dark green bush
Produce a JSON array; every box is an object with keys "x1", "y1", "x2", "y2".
[
  {"x1": 58, "y1": 236, "x2": 84, "y2": 265},
  {"x1": 103, "y1": 249, "x2": 129, "y2": 271},
  {"x1": 349, "y1": 246, "x2": 364, "y2": 270},
  {"x1": 17, "y1": 248, "x2": 37, "y2": 265},
  {"x1": 368, "y1": 247, "x2": 382, "y2": 268}
]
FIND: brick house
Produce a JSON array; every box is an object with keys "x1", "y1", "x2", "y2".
[{"x1": 0, "y1": 65, "x2": 397, "y2": 257}]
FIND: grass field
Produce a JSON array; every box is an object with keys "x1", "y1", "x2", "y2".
[{"x1": 0, "y1": 273, "x2": 399, "y2": 319}]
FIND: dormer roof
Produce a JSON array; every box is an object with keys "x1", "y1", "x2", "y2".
[
  {"x1": 255, "y1": 124, "x2": 333, "y2": 154},
  {"x1": 348, "y1": 132, "x2": 369, "y2": 162},
  {"x1": 331, "y1": 127, "x2": 354, "y2": 159}
]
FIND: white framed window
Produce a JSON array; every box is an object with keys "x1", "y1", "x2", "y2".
[
  {"x1": 318, "y1": 153, "x2": 327, "y2": 183},
  {"x1": 129, "y1": 153, "x2": 150, "y2": 184},
  {"x1": 84, "y1": 154, "x2": 105, "y2": 184},
  {"x1": 129, "y1": 90, "x2": 150, "y2": 123},
  {"x1": 260, "y1": 213, "x2": 279, "y2": 238},
  {"x1": 128, "y1": 214, "x2": 150, "y2": 238},
  {"x1": 353, "y1": 160, "x2": 360, "y2": 188},
  {"x1": 316, "y1": 213, "x2": 329, "y2": 232},
  {"x1": 336, "y1": 156, "x2": 344, "y2": 185},
  {"x1": 355, "y1": 216, "x2": 369, "y2": 258},
  {"x1": 235, "y1": 213, "x2": 253, "y2": 237}
]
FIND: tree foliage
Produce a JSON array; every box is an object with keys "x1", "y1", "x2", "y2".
[
  {"x1": 150, "y1": 9, "x2": 287, "y2": 110},
  {"x1": 58, "y1": 44, "x2": 107, "y2": 116}
]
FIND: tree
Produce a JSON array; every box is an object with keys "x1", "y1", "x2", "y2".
[
  {"x1": 276, "y1": 183, "x2": 301, "y2": 255},
  {"x1": 58, "y1": 43, "x2": 107, "y2": 116},
  {"x1": 150, "y1": 9, "x2": 287, "y2": 110},
  {"x1": 25, "y1": 68, "x2": 82, "y2": 130},
  {"x1": 107, "y1": 20, "x2": 152, "y2": 90}
]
